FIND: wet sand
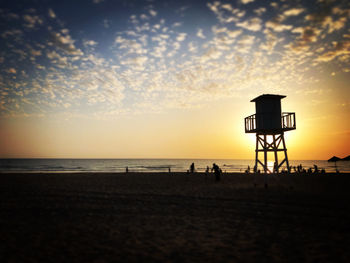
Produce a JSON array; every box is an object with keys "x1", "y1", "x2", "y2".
[{"x1": 1, "y1": 172, "x2": 350, "y2": 262}]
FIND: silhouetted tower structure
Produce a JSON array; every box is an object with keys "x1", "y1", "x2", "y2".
[{"x1": 245, "y1": 94, "x2": 296, "y2": 173}]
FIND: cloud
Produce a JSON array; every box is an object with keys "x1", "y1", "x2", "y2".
[
  {"x1": 188, "y1": 42, "x2": 197, "y2": 53},
  {"x1": 197, "y1": 29, "x2": 205, "y2": 39},
  {"x1": 254, "y1": 7, "x2": 266, "y2": 16},
  {"x1": 226, "y1": 29, "x2": 242, "y2": 38},
  {"x1": 83, "y1": 40, "x2": 98, "y2": 47},
  {"x1": 299, "y1": 27, "x2": 320, "y2": 43},
  {"x1": 212, "y1": 26, "x2": 227, "y2": 35},
  {"x1": 152, "y1": 43, "x2": 167, "y2": 58},
  {"x1": 12, "y1": 49, "x2": 28, "y2": 60},
  {"x1": 207, "y1": 2, "x2": 242, "y2": 23},
  {"x1": 38, "y1": 52, "x2": 125, "y2": 111},
  {"x1": 92, "y1": 0, "x2": 104, "y2": 4},
  {"x1": 172, "y1": 22, "x2": 182, "y2": 27},
  {"x1": 176, "y1": 33, "x2": 187, "y2": 42},
  {"x1": 236, "y1": 35, "x2": 255, "y2": 53},
  {"x1": 1, "y1": 0, "x2": 349, "y2": 118},
  {"x1": 323, "y1": 16, "x2": 347, "y2": 34},
  {"x1": 260, "y1": 29, "x2": 278, "y2": 52},
  {"x1": 121, "y1": 56, "x2": 148, "y2": 69},
  {"x1": 149, "y1": 9, "x2": 157, "y2": 17},
  {"x1": 30, "y1": 49, "x2": 42, "y2": 56},
  {"x1": 1, "y1": 29, "x2": 23, "y2": 39},
  {"x1": 316, "y1": 40, "x2": 350, "y2": 62},
  {"x1": 304, "y1": 4, "x2": 349, "y2": 35},
  {"x1": 23, "y1": 14, "x2": 43, "y2": 28},
  {"x1": 241, "y1": 0, "x2": 255, "y2": 4},
  {"x1": 199, "y1": 47, "x2": 222, "y2": 63},
  {"x1": 49, "y1": 31, "x2": 83, "y2": 55},
  {"x1": 265, "y1": 21, "x2": 293, "y2": 32},
  {"x1": 232, "y1": 8, "x2": 246, "y2": 18},
  {"x1": 291, "y1": 26, "x2": 321, "y2": 51},
  {"x1": 0, "y1": 12, "x2": 20, "y2": 20},
  {"x1": 221, "y1": 4, "x2": 232, "y2": 11},
  {"x1": 270, "y1": 2, "x2": 278, "y2": 9},
  {"x1": 207, "y1": 2, "x2": 220, "y2": 13},
  {"x1": 48, "y1": 8, "x2": 56, "y2": 19},
  {"x1": 140, "y1": 14, "x2": 149, "y2": 20},
  {"x1": 173, "y1": 42, "x2": 181, "y2": 51},
  {"x1": 46, "y1": 50, "x2": 69, "y2": 68},
  {"x1": 283, "y1": 8, "x2": 305, "y2": 17},
  {"x1": 6, "y1": 68, "x2": 17, "y2": 74},
  {"x1": 236, "y1": 17, "x2": 262, "y2": 32},
  {"x1": 115, "y1": 36, "x2": 125, "y2": 44}
]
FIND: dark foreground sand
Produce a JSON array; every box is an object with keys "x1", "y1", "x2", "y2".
[{"x1": 1, "y1": 172, "x2": 350, "y2": 262}]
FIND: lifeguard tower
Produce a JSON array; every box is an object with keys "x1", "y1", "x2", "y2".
[{"x1": 244, "y1": 94, "x2": 296, "y2": 173}]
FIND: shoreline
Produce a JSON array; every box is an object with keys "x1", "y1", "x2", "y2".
[
  {"x1": 1, "y1": 171, "x2": 349, "y2": 174},
  {"x1": 2, "y1": 159, "x2": 349, "y2": 174}
]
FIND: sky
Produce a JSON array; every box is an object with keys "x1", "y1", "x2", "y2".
[{"x1": 0, "y1": 0, "x2": 349, "y2": 160}]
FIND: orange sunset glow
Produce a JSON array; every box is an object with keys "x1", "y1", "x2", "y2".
[{"x1": 0, "y1": 0, "x2": 349, "y2": 160}]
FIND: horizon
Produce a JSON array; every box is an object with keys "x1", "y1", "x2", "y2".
[
  {"x1": 0, "y1": 157, "x2": 348, "y2": 161},
  {"x1": 1, "y1": 0, "x2": 349, "y2": 160}
]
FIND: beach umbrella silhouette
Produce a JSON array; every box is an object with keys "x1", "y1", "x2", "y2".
[{"x1": 327, "y1": 156, "x2": 341, "y2": 162}]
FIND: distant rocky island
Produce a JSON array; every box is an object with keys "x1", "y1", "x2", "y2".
[{"x1": 328, "y1": 155, "x2": 350, "y2": 162}]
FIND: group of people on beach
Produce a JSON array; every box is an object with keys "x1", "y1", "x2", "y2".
[
  {"x1": 189, "y1": 163, "x2": 222, "y2": 181},
  {"x1": 242, "y1": 163, "x2": 327, "y2": 174},
  {"x1": 125, "y1": 163, "x2": 328, "y2": 175},
  {"x1": 293, "y1": 164, "x2": 326, "y2": 174},
  {"x1": 125, "y1": 162, "x2": 222, "y2": 181}
]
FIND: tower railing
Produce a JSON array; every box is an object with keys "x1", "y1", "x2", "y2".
[
  {"x1": 281, "y1": 112, "x2": 296, "y2": 130},
  {"x1": 245, "y1": 112, "x2": 296, "y2": 133},
  {"x1": 244, "y1": 114, "x2": 256, "y2": 133}
]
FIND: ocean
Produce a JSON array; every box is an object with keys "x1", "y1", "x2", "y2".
[{"x1": 0, "y1": 159, "x2": 349, "y2": 173}]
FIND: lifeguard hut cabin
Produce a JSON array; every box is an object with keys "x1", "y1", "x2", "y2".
[{"x1": 245, "y1": 94, "x2": 296, "y2": 173}]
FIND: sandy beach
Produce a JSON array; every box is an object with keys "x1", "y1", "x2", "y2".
[{"x1": 1, "y1": 172, "x2": 350, "y2": 262}]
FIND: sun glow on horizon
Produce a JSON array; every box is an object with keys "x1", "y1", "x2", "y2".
[{"x1": 0, "y1": 0, "x2": 349, "y2": 159}]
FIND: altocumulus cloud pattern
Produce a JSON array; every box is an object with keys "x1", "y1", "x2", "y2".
[{"x1": 0, "y1": 0, "x2": 349, "y2": 119}]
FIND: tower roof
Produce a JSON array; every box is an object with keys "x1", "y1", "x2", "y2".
[{"x1": 250, "y1": 94, "x2": 286, "y2": 102}]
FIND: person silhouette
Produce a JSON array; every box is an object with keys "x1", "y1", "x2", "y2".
[
  {"x1": 190, "y1": 163, "x2": 195, "y2": 173},
  {"x1": 212, "y1": 163, "x2": 221, "y2": 181},
  {"x1": 274, "y1": 161, "x2": 278, "y2": 174},
  {"x1": 205, "y1": 166, "x2": 210, "y2": 176}
]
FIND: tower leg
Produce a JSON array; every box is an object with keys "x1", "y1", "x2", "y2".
[
  {"x1": 273, "y1": 134, "x2": 279, "y2": 174},
  {"x1": 255, "y1": 134, "x2": 259, "y2": 173},
  {"x1": 263, "y1": 134, "x2": 267, "y2": 173},
  {"x1": 254, "y1": 132, "x2": 290, "y2": 174},
  {"x1": 281, "y1": 133, "x2": 290, "y2": 172}
]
